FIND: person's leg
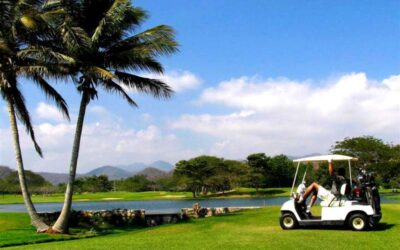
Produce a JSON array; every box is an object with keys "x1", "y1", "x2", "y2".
[
  {"x1": 302, "y1": 182, "x2": 320, "y2": 200},
  {"x1": 306, "y1": 192, "x2": 318, "y2": 213}
]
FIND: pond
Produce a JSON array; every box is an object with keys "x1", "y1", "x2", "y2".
[{"x1": 0, "y1": 195, "x2": 398, "y2": 214}]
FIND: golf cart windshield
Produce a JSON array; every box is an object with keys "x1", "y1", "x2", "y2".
[{"x1": 290, "y1": 154, "x2": 358, "y2": 197}]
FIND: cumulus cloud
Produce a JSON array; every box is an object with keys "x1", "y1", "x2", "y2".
[
  {"x1": 123, "y1": 70, "x2": 201, "y2": 93},
  {"x1": 0, "y1": 107, "x2": 195, "y2": 173},
  {"x1": 35, "y1": 102, "x2": 66, "y2": 122},
  {"x1": 171, "y1": 73, "x2": 400, "y2": 158}
]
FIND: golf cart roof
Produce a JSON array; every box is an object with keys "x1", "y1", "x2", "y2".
[{"x1": 293, "y1": 154, "x2": 358, "y2": 163}]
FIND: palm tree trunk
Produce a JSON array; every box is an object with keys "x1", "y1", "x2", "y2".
[
  {"x1": 52, "y1": 93, "x2": 88, "y2": 233},
  {"x1": 6, "y1": 99, "x2": 49, "y2": 232}
]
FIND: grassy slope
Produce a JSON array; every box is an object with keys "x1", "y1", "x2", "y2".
[
  {"x1": 3, "y1": 204, "x2": 399, "y2": 250},
  {"x1": 0, "y1": 188, "x2": 291, "y2": 204}
]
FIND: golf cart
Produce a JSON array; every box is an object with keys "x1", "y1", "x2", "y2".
[{"x1": 280, "y1": 154, "x2": 382, "y2": 231}]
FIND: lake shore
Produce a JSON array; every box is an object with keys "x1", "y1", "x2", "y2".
[{"x1": 0, "y1": 188, "x2": 292, "y2": 205}]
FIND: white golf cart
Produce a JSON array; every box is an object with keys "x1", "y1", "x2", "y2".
[{"x1": 280, "y1": 154, "x2": 382, "y2": 231}]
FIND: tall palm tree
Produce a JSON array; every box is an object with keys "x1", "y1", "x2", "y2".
[
  {"x1": 0, "y1": 0, "x2": 70, "y2": 232},
  {"x1": 51, "y1": 0, "x2": 178, "y2": 233}
]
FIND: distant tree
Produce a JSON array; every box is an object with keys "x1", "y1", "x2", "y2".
[
  {"x1": 246, "y1": 153, "x2": 271, "y2": 189},
  {"x1": 154, "y1": 176, "x2": 178, "y2": 191},
  {"x1": 331, "y1": 136, "x2": 400, "y2": 187},
  {"x1": 174, "y1": 156, "x2": 221, "y2": 197},
  {"x1": 247, "y1": 153, "x2": 271, "y2": 172},
  {"x1": 120, "y1": 175, "x2": 152, "y2": 192},
  {"x1": 208, "y1": 163, "x2": 231, "y2": 194},
  {"x1": 3, "y1": 171, "x2": 53, "y2": 194},
  {"x1": 267, "y1": 155, "x2": 295, "y2": 187},
  {"x1": 389, "y1": 177, "x2": 400, "y2": 192},
  {"x1": 79, "y1": 175, "x2": 112, "y2": 193},
  {"x1": 331, "y1": 136, "x2": 392, "y2": 168},
  {"x1": 223, "y1": 160, "x2": 249, "y2": 188},
  {"x1": 245, "y1": 171, "x2": 265, "y2": 192}
]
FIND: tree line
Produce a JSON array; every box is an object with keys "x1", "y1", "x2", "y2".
[{"x1": 2, "y1": 136, "x2": 399, "y2": 199}]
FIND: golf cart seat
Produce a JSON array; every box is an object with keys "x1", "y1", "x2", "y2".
[{"x1": 320, "y1": 184, "x2": 348, "y2": 207}]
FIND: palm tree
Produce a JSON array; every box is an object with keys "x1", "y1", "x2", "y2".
[
  {"x1": 0, "y1": 0, "x2": 70, "y2": 232},
  {"x1": 51, "y1": 0, "x2": 178, "y2": 233}
]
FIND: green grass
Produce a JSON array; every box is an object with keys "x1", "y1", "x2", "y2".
[
  {"x1": 206, "y1": 187, "x2": 291, "y2": 198},
  {"x1": 386, "y1": 195, "x2": 400, "y2": 200},
  {"x1": 0, "y1": 188, "x2": 291, "y2": 204},
  {"x1": 0, "y1": 213, "x2": 97, "y2": 247},
  {"x1": 2, "y1": 204, "x2": 399, "y2": 250},
  {"x1": 0, "y1": 191, "x2": 192, "y2": 204}
]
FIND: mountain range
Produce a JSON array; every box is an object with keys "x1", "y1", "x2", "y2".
[{"x1": 0, "y1": 161, "x2": 174, "y2": 185}]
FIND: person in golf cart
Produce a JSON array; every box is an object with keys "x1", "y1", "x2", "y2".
[{"x1": 297, "y1": 160, "x2": 349, "y2": 213}]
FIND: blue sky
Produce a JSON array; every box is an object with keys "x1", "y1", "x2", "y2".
[{"x1": 1, "y1": 0, "x2": 399, "y2": 172}]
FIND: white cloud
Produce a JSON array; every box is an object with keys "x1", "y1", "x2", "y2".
[
  {"x1": 171, "y1": 73, "x2": 400, "y2": 158},
  {"x1": 154, "y1": 71, "x2": 201, "y2": 92},
  {"x1": 141, "y1": 113, "x2": 153, "y2": 122},
  {"x1": 2, "y1": 72, "x2": 399, "y2": 173},
  {"x1": 35, "y1": 102, "x2": 65, "y2": 122},
  {"x1": 125, "y1": 70, "x2": 201, "y2": 93},
  {"x1": 0, "y1": 107, "x2": 196, "y2": 173}
]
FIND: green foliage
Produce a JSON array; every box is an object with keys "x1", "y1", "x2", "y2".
[
  {"x1": 247, "y1": 153, "x2": 271, "y2": 171},
  {"x1": 246, "y1": 153, "x2": 295, "y2": 189},
  {"x1": 266, "y1": 155, "x2": 296, "y2": 187},
  {"x1": 174, "y1": 156, "x2": 247, "y2": 197},
  {"x1": 331, "y1": 136, "x2": 393, "y2": 167},
  {"x1": 0, "y1": 0, "x2": 70, "y2": 156},
  {"x1": 331, "y1": 136, "x2": 400, "y2": 187},
  {"x1": 0, "y1": 170, "x2": 55, "y2": 195},
  {"x1": 74, "y1": 175, "x2": 113, "y2": 193},
  {"x1": 47, "y1": 0, "x2": 178, "y2": 105},
  {"x1": 115, "y1": 175, "x2": 153, "y2": 192},
  {"x1": 174, "y1": 154, "x2": 295, "y2": 196}
]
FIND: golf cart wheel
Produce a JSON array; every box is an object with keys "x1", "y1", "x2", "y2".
[
  {"x1": 280, "y1": 213, "x2": 298, "y2": 230},
  {"x1": 348, "y1": 213, "x2": 368, "y2": 231}
]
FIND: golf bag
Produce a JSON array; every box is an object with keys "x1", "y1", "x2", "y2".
[{"x1": 356, "y1": 168, "x2": 381, "y2": 214}]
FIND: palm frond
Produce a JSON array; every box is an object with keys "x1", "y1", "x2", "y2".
[
  {"x1": 10, "y1": 87, "x2": 43, "y2": 157},
  {"x1": 19, "y1": 14, "x2": 38, "y2": 29},
  {"x1": 91, "y1": 1, "x2": 147, "y2": 46},
  {"x1": 85, "y1": 66, "x2": 115, "y2": 80},
  {"x1": 60, "y1": 22, "x2": 91, "y2": 54},
  {"x1": 106, "y1": 51, "x2": 164, "y2": 73},
  {"x1": 115, "y1": 71, "x2": 173, "y2": 99},
  {"x1": 0, "y1": 1, "x2": 15, "y2": 27},
  {"x1": 107, "y1": 25, "x2": 178, "y2": 55},
  {"x1": 31, "y1": 74, "x2": 70, "y2": 120},
  {"x1": 0, "y1": 39, "x2": 13, "y2": 55},
  {"x1": 102, "y1": 79, "x2": 137, "y2": 107},
  {"x1": 18, "y1": 46, "x2": 76, "y2": 65},
  {"x1": 18, "y1": 65, "x2": 70, "y2": 79}
]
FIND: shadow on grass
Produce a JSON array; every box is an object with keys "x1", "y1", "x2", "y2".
[
  {"x1": 297, "y1": 222, "x2": 395, "y2": 232},
  {"x1": 0, "y1": 219, "x2": 196, "y2": 248},
  {"x1": 374, "y1": 223, "x2": 395, "y2": 231}
]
